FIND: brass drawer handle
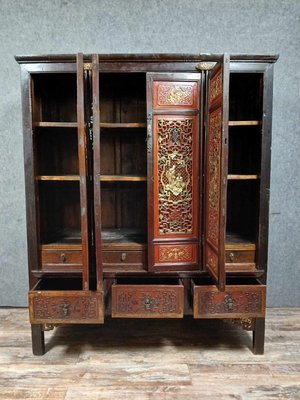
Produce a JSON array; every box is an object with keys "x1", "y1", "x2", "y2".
[
  {"x1": 224, "y1": 294, "x2": 235, "y2": 312},
  {"x1": 229, "y1": 252, "x2": 235, "y2": 262},
  {"x1": 62, "y1": 303, "x2": 69, "y2": 316},
  {"x1": 121, "y1": 252, "x2": 126, "y2": 262},
  {"x1": 60, "y1": 253, "x2": 66, "y2": 263}
]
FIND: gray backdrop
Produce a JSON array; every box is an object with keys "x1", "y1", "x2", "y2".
[{"x1": 0, "y1": 0, "x2": 299, "y2": 307}]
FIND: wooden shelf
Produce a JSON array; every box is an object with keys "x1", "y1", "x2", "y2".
[
  {"x1": 37, "y1": 175, "x2": 80, "y2": 181},
  {"x1": 227, "y1": 174, "x2": 259, "y2": 180},
  {"x1": 228, "y1": 120, "x2": 262, "y2": 127},
  {"x1": 100, "y1": 122, "x2": 146, "y2": 129},
  {"x1": 34, "y1": 122, "x2": 78, "y2": 128},
  {"x1": 100, "y1": 175, "x2": 147, "y2": 182},
  {"x1": 102, "y1": 228, "x2": 146, "y2": 246},
  {"x1": 225, "y1": 233, "x2": 256, "y2": 250}
]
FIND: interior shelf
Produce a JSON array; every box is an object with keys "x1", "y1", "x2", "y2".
[
  {"x1": 228, "y1": 120, "x2": 262, "y2": 126},
  {"x1": 225, "y1": 232, "x2": 256, "y2": 250},
  {"x1": 37, "y1": 175, "x2": 80, "y2": 181},
  {"x1": 41, "y1": 228, "x2": 82, "y2": 246},
  {"x1": 34, "y1": 122, "x2": 78, "y2": 128},
  {"x1": 227, "y1": 174, "x2": 259, "y2": 180},
  {"x1": 102, "y1": 228, "x2": 146, "y2": 245},
  {"x1": 100, "y1": 122, "x2": 146, "y2": 129},
  {"x1": 100, "y1": 175, "x2": 147, "y2": 182}
]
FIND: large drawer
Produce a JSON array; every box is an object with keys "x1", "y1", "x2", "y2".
[
  {"x1": 29, "y1": 279, "x2": 104, "y2": 324},
  {"x1": 111, "y1": 278, "x2": 184, "y2": 318},
  {"x1": 192, "y1": 278, "x2": 266, "y2": 318},
  {"x1": 41, "y1": 249, "x2": 83, "y2": 271}
]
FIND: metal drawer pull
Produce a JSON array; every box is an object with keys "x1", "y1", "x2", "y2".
[
  {"x1": 60, "y1": 253, "x2": 66, "y2": 263},
  {"x1": 229, "y1": 252, "x2": 235, "y2": 262},
  {"x1": 62, "y1": 303, "x2": 69, "y2": 316},
  {"x1": 121, "y1": 252, "x2": 126, "y2": 262},
  {"x1": 224, "y1": 294, "x2": 235, "y2": 311}
]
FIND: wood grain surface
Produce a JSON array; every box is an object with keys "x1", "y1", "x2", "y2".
[{"x1": 0, "y1": 308, "x2": 299, "y2": 399}]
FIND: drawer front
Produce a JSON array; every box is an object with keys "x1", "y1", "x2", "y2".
[
  {"x1": 103, "y1": 250, "x2": 146, "y2": 267},
  {"x1": 154, "y1": 243, "x2": 198, "y2": 266},
  {"x1": 193, "y1": 285, "x2": 266, "y2": 318},
  {"x1": 225, "y1": 250, "x2": 256, "y2": 271},
  {"x1": 153, "y1": 80, "x2": 199, "y2": 110},
  {"x1": 112, "y1": 283, "x2": 184, "y2": 318},
  {"x1": 29, "y1": 291, "x2": 104, "y2": 324},
  {"x1": 41, "y1": 250, "x2": 82, "y2": 267}
]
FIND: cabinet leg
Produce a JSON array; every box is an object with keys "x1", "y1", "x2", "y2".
[
  {"x1": 31, "y1": 324, "x2": 45, "y2": 356},
  {"x1": 252, "y1": 317, "x2": 265, "y2": 355}
]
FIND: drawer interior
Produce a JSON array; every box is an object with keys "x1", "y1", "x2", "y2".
[
  {"x1": 192, "y1": 277, "x2": 262, "y2": 287},
  {"x1": 31, "y1": 278, "x2": 83, "y2": 292},
  {"x1": 113, "y1": 277, "x2": 182, "y2": 286}
]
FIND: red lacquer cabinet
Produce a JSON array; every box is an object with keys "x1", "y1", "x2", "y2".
[{"x1": 16, "y1": 53, "x2": 278, "y2": 355}]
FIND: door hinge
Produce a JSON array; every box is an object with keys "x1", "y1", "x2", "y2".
[{"x1": 195, "y1": 62, "x2": 216, "y2": 71}]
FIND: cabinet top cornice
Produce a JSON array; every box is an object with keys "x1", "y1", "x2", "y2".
[{"x1": 15, "y1": 53, "x2": 279, "y2": 64}]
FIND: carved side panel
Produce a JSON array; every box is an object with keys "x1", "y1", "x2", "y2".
[
  {"x1": 153, "y1": 81, "x2": 199, "y2": 109},
  {"x1": 154, "y1": 243, "x2": 197, "y2": 265},
  {"x1": 112, "y1": 285, "x2": 184, "y2": 318},
  {"x1": 153, "y1": 116, "x2": 198, "y2": 238},
  {"x1": 194, "y1": 285, "x2": 266, "y2": 318},
  {"x1": 206, "y1": 107, "x2": 222, "y2": 249},
  {"x1": 209, "y1": 67, "x2": 222, "y2": 107}
]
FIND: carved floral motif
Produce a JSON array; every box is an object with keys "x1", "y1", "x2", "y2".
[
  {"x1": 209, "y1": 69, "x2": 222, "y2": 106},
  {"x1": 158, "y1": 245, "x2": 193, "y2": 262},
  {"x1": 156, "y1": 118, "x2": 194, "y2": 235},
  {"x1": 158, "y1": 84, "x2": 194, "y2": 106}
]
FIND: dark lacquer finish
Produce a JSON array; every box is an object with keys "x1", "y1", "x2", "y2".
[{"x1": 16, "y1": 53, "x2": 278, "y2": 355}]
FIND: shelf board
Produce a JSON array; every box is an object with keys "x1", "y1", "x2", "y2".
[
  {"x1": 100, "y1": 122, "x2": 146, "y2": 129},
  {"x1": 102, "y1": 228, "x2": 146, "y2": 245},
  {"x1": 100, "y1": 175, "x2": 147, "y2": 182},
  {"x1": 34, "y1": 122, "x2": 78, "y2": 128},
  {"x1": 227, "y1": 174, "x2": 259, "y2": 180},
  {"x1": 225, "y1": 233, "x2": 256, "y2": 250},
  {"x1": 228, "y1": 120, "x2": 262, "y2": 126},
  {"x1": 37, "y1": 175, "x2": 80, "y2": 181}
]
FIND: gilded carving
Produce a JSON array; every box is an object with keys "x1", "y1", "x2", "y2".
[
  {"x1": 206, "y1": 108, "x2": 222, "y2": 248},
  {"x1": 158, "y1": 245, "x2": 192, "y2": 262},
  {"x1": 206, "y1": 246, "x2": 218, "y2": 275},
  {"x1": 229, "y1": 318, "x2": 254, "y2": 331},
  {"x1": 158, "y1": 84, "x2": 194, "y2": 106},
  {"x1": 209, "y1": 69, "x2": 222, "y2": 106},
  {"x1": 156, "y1": 118, "x2": 194, "y2": 235}
]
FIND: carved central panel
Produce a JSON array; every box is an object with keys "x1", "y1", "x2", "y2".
[{"x1": 156, "y1": 117, "x2": 195, "y2": 236}]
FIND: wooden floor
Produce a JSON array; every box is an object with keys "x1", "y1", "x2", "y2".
[{"x1": 0, "y1": 308, "x2": 299, "y2": 400}]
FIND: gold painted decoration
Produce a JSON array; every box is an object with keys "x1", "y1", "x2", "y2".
[
  {"x1": 206, "y1": 246, "x2": 218, "y2": 276},
  {"x1": 156, "y1": 118, "x2": 194, "y2": 235},
  {"x1": 206, "y1": 107, "x2": 222, "y2": 248},
  {"x1": 158, "y1": 245, "x2": 192, "y2": 262},
  {"x1": 158, "y1": 84, "x2": 194, "y2": 106},
  {"x1": 209, "y1": 68, "x2": 222, "y2": 106}
]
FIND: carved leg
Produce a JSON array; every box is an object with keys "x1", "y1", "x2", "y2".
[
  {"x1": 253, "y1": 317, "x2": 265, "y2": 355},
  {"x1": 31, "y1": 324, "x2": 45, "y2": 356}
]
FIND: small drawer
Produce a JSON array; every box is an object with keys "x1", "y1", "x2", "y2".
[
  {"x1": 192, "y1": 278, "x2": 266, "y2": 319},
  {"x1": 29, "y1": 279, "x2": 104, "y2": 324},
  {"x1": 225, "y1": 249, "x2": 256, "y2": 271},
  {"x1": 41, "y1": 249, "x2": 82, "y2": 269},
  {"x1": 103, "y1": 250, "x2": 146, "y2": 267},
  {"x1": 112, "y1": 278, "x2": 184, "y2": 318}
]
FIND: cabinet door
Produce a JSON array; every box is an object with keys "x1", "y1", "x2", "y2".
[
  {"x1": 147, "y1": 73, "x2": 201, "y2": 271},
  {"x1": 204, "y1": 54, "x2": 230, "y2": 291}
]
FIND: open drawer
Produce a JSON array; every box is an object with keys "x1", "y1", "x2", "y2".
[
  {"x1": 192, "y1": 278, "x2": 266, "y2": 318},
  {"x1": 29, "y1": 278, "x2": 104, "y2": 324},
  {"x1": 111, "y1": 278, "x2": 184, "y2": 318}
]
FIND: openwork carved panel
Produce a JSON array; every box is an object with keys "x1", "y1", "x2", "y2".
[
  {"x1": 155, "y1": 243, "x2": 197, "y2": 264},
  {"x1": 154, "y1": 117, "x2": 197, "y2": 237},
  {"x1": 112, "y1": 286, "x2": 184, "y2": 317},
  {"x1": 206, "y1": 107, "x2": 222, "y2": 248},
  {"x1": 209, "y1": 68, "x2": 222, "y2": 107},
  {"x1": 194, "y1": 286, "x2": 266, "y2": 318},
  {"x1": 153, "y1": 81, "x2": 198, "y2": 109}
]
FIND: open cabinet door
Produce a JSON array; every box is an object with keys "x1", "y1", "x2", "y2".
[{"x1": 204, "y1": 54, "x2": 230, "y2": 291}]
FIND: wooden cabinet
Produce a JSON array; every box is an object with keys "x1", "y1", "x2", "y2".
[{"x1": 16, "y1": 53, "x2": 278, "y2": 355}]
